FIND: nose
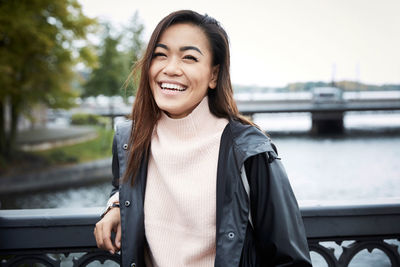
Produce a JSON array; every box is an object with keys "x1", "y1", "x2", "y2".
[{"x1": 162, "y1": 57, "x2": 183, "y2": 76}]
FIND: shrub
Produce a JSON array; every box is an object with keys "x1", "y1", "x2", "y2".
[
  {"x1": 71, "y1": 113, "x2": 109, "y2": 127},
  {"x1": 48, "y1": 150, "x2": 78, "y2": 164}
]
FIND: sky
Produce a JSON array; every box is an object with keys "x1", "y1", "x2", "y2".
[{"x1": 79, "y1": 0, "x2": 400, "y2": 87}]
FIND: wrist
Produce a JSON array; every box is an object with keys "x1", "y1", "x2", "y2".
[{"x1": 101, "y1": 202, "x2": 120, "y2": 218}]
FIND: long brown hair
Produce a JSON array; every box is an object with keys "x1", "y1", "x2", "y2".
[{"x1": 124, "y1": 10, "x2": 253, "y2": 185}]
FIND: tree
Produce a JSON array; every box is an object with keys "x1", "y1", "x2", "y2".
[
  {"x1": 83, "y1": 23, "x2": 127, "y2": 98},
  {"x1": 0, "y1": 0, "x2": 96, "y2": 159},
  {"x1": 83, "y1": 12, "x2": 145, "y2": 99},
  {"x1": 123, "y1": 11, "x2": 145, "y2": 96}
]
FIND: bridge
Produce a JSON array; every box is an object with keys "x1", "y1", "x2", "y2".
[
  {"x1": 235, "y1": 90, "x2": 400, "y2": 134},
  {"x1": 85, "y1": 90, "x2": 400, "y2": 134},
  {"x1": 1, "y1": 202, "x2": 400, "y2": 266},
  {"x1": 236, "y1": 99, "x2": 400, "y2": 114}
]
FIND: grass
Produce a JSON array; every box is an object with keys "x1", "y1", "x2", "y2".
[
  {"x1": 0, "y1": 127, "x2": 114, "y2": 177},
  {"x1": 33, "y1": 127, "x2": 114, "y2": 165}
]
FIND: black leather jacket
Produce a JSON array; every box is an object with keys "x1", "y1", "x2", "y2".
[{"x1": 111, "y1": 119, "x2": 312, "y2": 267}]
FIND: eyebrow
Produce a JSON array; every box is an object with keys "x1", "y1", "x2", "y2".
[{"x1": 155, "y1": 43, "x2": 203, "y2": 55}]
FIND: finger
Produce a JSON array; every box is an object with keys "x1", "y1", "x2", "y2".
[
  {"x1": 102, "y1": 222, "x2": 116, "y2": 253},
  {"x1": 115, "y1": 223, "x2": 122, "y2": 250},
  {"x1": 93, "y1": 226, "x2": 98, "y2": 247},
  {"x1": 94, "y1": 223, "x2": 104, "y2": 249}
]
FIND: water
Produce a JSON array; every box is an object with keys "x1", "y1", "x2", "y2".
[
  {"x1": 1, "y1": 111, "x2": 400, "y2": 266},
  {"x1": 255, "y1": 111, "x2": 400, "y2": 267},
  {"x1": 273, "y1": 129, "x2": 400, "y2": 203},
  {"x1": 4, "y1": 111, "x2": 398, "y2": 209},
  {"x1": 1, "y1": 182, "x2": 112, "y2": 209},
  {"x1": 254, "y1": 111, "x2": 400, "y2": 203}
]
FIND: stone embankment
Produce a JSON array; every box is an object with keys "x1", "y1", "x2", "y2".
[
  {"x1": 0, "y1": 158, "x2": 112, "y2": 195},
  {"x1": 0, "y1": 126, "x2": 112, "y2": 195}
]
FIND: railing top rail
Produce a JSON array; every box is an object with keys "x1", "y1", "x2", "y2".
[
  {"x1": 301, "y1": 202, "x2": 400, "y2": 217},
  {"x1": 0, "y1": 207, "x2": 102, "y2": 227},
  {"x1": 1, "y1": 203, "x2": 399, "y2": 226},
  {"x1": 1, "y1": 203, "x2": 399, "y2": 250}
]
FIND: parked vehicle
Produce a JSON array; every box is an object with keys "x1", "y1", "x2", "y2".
[{"x1": 312, "y1": 87, "x2": 344, "y2": 104}]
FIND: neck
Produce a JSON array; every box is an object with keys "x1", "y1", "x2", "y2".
[{"x1": 157, "y1": 97, "x2": 221, "y2": 140}]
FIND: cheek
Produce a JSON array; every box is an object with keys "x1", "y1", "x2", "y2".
[
  {"x1": 149, "y1": 59, "x2": 162, "y2": 78},
  {"x1": 149, "y1": 63, "x2": 156, "y2": 81},
  {"x1": 148, "y1": 69, "x2": 158, "y2": 95},
  {"x1": 201, "y1": 69, "x2": 214, "y2": 87},
  {"x1": 190, "y1": 66, "x2": 212, "y2": 82}
]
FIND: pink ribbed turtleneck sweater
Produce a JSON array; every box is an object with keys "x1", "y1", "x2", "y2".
[{"x1": 144, "y1": 97, "x2": 228, "y2": 267}]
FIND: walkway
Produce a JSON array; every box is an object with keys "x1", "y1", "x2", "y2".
[{"x1": 16, "y1": 126, "x2": 97, "y2": 151}]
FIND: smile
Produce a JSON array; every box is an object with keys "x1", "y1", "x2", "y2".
[{"x1": 160, "y1": 82, "x2": 187, "y2": 92}]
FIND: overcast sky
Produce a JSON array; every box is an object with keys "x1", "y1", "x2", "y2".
[{"x1": 79, "y1": 0, "x2": 400, "y2": 87}]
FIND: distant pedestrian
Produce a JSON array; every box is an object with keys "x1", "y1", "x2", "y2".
[{"x1": 94, "y1": 10, "x2": 311, "y2": 267}]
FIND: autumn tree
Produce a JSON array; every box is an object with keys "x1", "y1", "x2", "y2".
[{"x1": 0, "y1": 0, "x2": 96, "y2": 159}]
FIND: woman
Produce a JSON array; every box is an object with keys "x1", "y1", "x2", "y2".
[{"x1": 94, "y1": 10, "x2": 312, "y2": 267}]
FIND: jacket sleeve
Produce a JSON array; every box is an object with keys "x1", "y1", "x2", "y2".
[
  {"x1": 244, "y1": 152, "x2": 312, "y2": 266},
  {"x1": 110, "y1": 132, "x2": 120, "y2": 197}
]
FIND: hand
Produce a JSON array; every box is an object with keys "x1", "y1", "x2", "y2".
[{"x1": 94, "y1": 207, "x2": 121, "y2": 254}]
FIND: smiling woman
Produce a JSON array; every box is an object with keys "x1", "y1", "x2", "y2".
[
  {"x1": 93, "y1": 10, "x2": 312, "y2": 267},
  {"x1": 149, "y1": 23, "x2": 219, "y2": 118}
]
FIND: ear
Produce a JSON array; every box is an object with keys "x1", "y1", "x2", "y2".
[{"x1": 208, "y1": 65, "x2": 220, "y2": 89}]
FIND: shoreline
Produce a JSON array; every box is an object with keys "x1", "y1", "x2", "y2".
[{"x1": 0, "y1": 157, "x2": 112, "y2": 196}]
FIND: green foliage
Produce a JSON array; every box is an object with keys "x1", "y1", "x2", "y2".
[
  {"x1": 124, "y1": 12, "x2": 145, "y2": 65},
  {"x1": 47, "y1": 150, "x2": 78, "y2": 164},
  {"x1": 380, "y1": 84, "x2": 400, "y2": 90},
  {"x1": 0, "y1": 127, "x2": 114, "y2": 174},
  {"x1": 0, "y1": 0, "x2": 96, "y2": 107},
  {"x1": 335, "y1": 81, "x2": 380, "y2": 91},
  {"x1": 83, "y1": 25, "x2": 127, "y2": 97},
  {"x1": 34, "y1": 127, "x2": 114, "y2": 165},
  {"x1": 71, "y1": 113, "x2": 109, "y2": 127},
  {"x1": 83, "y1": 12, "x2": 145, "y2": 99},
  {"x1": 123, "y1": 12, "x2": 145, "y2": 96},
  {"x1": 0, "y1": 0, "x2": 97, "y2": 158}
]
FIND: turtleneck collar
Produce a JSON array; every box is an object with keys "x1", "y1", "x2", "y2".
[{"x1": 156, "y1": 96, "x2": 227, "y2": 140}]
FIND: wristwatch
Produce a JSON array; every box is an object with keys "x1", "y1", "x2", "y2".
[{"x1": 101, "y1": 202, "x2": 120, "y2": 218}]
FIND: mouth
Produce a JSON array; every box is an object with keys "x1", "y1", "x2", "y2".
[{"x1": 159, "y1": 82, "x2": 187, "y2": 92}]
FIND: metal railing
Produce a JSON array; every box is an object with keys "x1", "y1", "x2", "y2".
[{"x1": 1, "y1": 203, "x2": 400, "y2": 266}]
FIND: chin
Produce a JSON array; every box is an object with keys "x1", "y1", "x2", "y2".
[{"x1": 162, "y1": 104, "x2": 190, "y2": 119}]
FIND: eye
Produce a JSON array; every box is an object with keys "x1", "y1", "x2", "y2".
[
  {"x1": 183, "y1": 55, "x2": 198, "y2": 62},
  {"x1": 153, "y1": 52, "x2": 166, "y2": 58}
]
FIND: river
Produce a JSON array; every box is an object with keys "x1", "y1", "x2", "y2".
[{"x1": 1, "y1": 111, "x2": 400, "y2": 266}]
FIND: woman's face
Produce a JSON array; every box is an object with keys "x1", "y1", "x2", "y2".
[{"x1": 149, "y1": 23, "x2": 219, "y2": 119}]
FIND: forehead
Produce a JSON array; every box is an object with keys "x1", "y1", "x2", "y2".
[{"x1": 157, "y1": 23, "x2": 211, "y2": 53}]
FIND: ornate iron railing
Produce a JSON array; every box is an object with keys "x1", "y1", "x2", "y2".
[
  {"x1": 1, "y1": 203, "x2": 399, "y2": 266},
  {"x1": 303, "y1": 203, "x2": 400, "y2": 266}
]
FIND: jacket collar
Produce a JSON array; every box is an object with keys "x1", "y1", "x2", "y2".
[{"x1": 226, "y1": 119, "x2": 277, "y2": 167}]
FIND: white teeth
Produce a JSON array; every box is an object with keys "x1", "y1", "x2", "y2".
[{"x1": 161, "y1": 82, "x2": 186, "y2": 91}]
